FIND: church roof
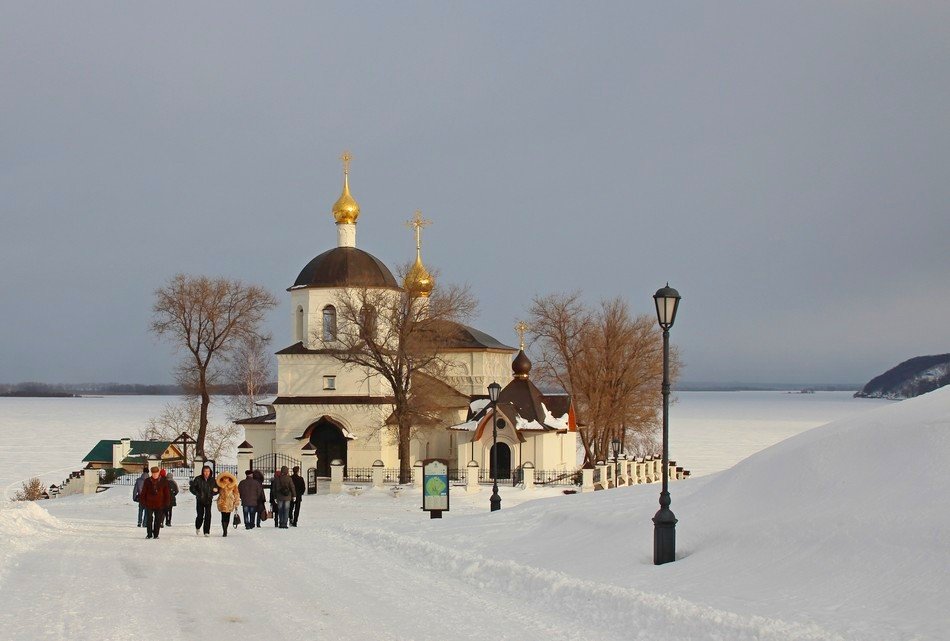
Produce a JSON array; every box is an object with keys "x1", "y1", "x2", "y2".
[
  {"x1": 235, "y1": 412, "x2": 276, "y2": 425},
  {"x1": 438, "y1": 322, "x2": 516, "y2": 352},
  {"x1": 289, "y1": 247, "x2": 399, "y2": 291}
]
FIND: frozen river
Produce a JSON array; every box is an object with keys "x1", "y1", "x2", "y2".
[{"x1": 0, "y1": 391, "x2": 894, "y2": 496}]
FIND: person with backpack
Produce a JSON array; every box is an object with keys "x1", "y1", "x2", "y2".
[
  {"x1": 138, "y1": 466, "x2": 170, "y2": 540},
  {"x1": 189, "y1": 464, "x2": 219, "y2": 537},
  {"x1": 273, "y1": 465, "x2": 296, "y2": 529},
  {"x1": 161, "y1": 468, "x2": 179, "y2": 526},
  {"x1": 290, "y1": 466, "x2": 306, "y2": 527},
  {"x1": 132, "y1": 467, "x2": 148, "y2": 527}
]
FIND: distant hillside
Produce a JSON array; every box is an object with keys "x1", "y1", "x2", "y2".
[{"x1": 855, "y1": 354, "x2": 950, "y2": 400}]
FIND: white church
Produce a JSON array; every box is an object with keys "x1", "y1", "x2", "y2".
[{"x1": 238, "y1": 154, "x2": 577, "y2": 478}]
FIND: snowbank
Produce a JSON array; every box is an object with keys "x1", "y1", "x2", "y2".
[
  {"x1": 0, "y1": 501, "x2": 64, "y2": 583},
  {"x1": 407, "y1": 387, "x2": 950, "y2": 639}
]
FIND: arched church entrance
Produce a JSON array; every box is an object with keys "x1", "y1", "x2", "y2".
[
  {"x1": 490, "y1": 443, "x2": 512, "y2": 480},
  {"x1": 308, "y1": 417, "x2": 348, "y2": 477}
]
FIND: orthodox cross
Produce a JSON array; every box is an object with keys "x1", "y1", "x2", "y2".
[
  {"x1": 514, "y1": 320, "x2": 530, "y2": 351},
  {"x1": 341, "y1": 151, "x2": 352, "y2": 175},
  {"x1": 405, "y1": 209, "x2": 432, "y2": 252}
]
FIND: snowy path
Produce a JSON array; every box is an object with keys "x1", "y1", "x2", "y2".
[
  {"x1": 1, "y1": 489, "x2": 848, "y2": 641},
  {"x1": 0, "y1": 497, "x2": 597, "y2": 641}
]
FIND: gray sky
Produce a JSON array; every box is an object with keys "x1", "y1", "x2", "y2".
[{"x1": 1, "y1": 2, "x2": 948, "y2": 386}]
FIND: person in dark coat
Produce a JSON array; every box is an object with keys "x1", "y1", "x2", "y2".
[
  {"x1": 138, "y1": 466, "x2": 170, "y2": 539},
  {"x1": 237, "y1": 470, "x2": 263, "y2": 530},
  {"x1": 252, "y1": 469, "x2": 266, "y2": 526},
  {"x1": 290, "y1": 466, "x2": 306, "y2": 527},
  {"x1": 274, "y1": 465, "x2": 296, "y2": 529},
  {"x1": 189, "y1": 464, "x2": 219, "y2": 537},
  {"x1": 132, "y1": 467, "x2": 148, "y2": 527},
  {"x1": 161, "y1": 468, "x2": 179, "y2": 526},
  {"x1": 269, "y1": 469, "x2": 282, "y2": 528}
]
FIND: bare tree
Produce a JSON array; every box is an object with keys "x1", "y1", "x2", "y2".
[
  {"x1": 319, "y1": 274, "x2": 477, "y2": 483},
  {"x1": 151, "y1": 274, "x2": 277, "y2": 457},
  {"x1": 225, "y1": 333, "x2": 274, "y2": 422},
  {"x1": 529, "y1": 293, "x2": 680, "y2": 466},
  {"x1": 13, "y1": 478, "x2": 45, "y2": 501},
  {"x1": 141, "y1": 400, "x2": 241, "y2": 463}
]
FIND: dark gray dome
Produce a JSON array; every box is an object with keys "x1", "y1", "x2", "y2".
[{"x1": 291, "y1": 247, "x2": 399, "y2": 290}]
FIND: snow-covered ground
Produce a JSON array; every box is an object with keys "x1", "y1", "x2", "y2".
[
  {"x1": 672, "y1": 391, "x2": 893, "y2": 475},
  {"x1": 1, "y1": 389, "x2": 946, "y2": 639}
]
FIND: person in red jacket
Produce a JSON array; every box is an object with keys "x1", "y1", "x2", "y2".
[{"x1": 138, "y1": 466, "x2": 170, "y2": 540}]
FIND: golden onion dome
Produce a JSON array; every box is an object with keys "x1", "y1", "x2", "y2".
[
  {"x1": 332, "y1": 152, "x2": 360, "y2": 224},
  {"x1": 404, "y1": 255, "x2": 434, "y2": 298}
]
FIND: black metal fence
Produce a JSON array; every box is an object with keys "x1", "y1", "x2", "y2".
[
  {"x1": 534, "y1": 469, "x2": 582, "y2": 486},
  {"x1": 251, "y1": 453, "x2": 300, "y2": 476}
]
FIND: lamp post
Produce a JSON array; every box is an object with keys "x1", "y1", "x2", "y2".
[
  {"x1": 611, "y1": 438, "x2": 621, "y2": 485},
  {"x1": 487, "y1": 381, "x2": 505, "y2": 512},
  {"x1": 652, "y1": 283, "x2": 681, "y2": 565}
]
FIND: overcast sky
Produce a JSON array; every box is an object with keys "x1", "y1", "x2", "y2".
[{"x1": 1, "y1": 2, "x2": 948, "y2": 386}]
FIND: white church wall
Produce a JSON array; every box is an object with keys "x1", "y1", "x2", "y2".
[
  {"x1": 242, "y1": 424, "x2": 277, "y2": 458},
  {"x1": 443, "y1": 351, "x2": 514, "y2": 397},
  {"x1": 277, "y1": 354, "x2": 393, "y2": 397},
  {"x1": 273, "y1": 403, "x2": 398, "y2": 468}
]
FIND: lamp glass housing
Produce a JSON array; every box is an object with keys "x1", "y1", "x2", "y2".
[
  {"x1": 653, "y1": 285, "x2": 681, "y2": 330},
  {"x1": 488, "y1": 382, "x2": 501, "y2": 403}
]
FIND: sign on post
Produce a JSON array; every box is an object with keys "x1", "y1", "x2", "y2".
[{"x1": 421, "y1": 458, "x2": 449, "y2": 519}]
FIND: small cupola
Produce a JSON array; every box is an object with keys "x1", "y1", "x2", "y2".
[
  {"x1": 512, "y1": 320, "x2": 531, "y2": 379},
  {"x1": 404, "y1": 210, "x2": 435, "y2": 298},
  {"x1": 332, "y1": 151, "x2": 360, "y2": 225}
]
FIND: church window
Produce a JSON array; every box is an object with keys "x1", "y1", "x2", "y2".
[
  {"x1": 323, "y1": 375, "x2": 336, "y2": 391},
  {"x1": 295, "y1": 306, "x2": 304, "y2": 342},
  {"x1": 322, "y1": 305, "x2": 337, "y2": 342}
]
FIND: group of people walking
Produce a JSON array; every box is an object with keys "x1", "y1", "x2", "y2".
[
  {"x1": 133, "y1": 467, "x2": 179, "y2": 539},
  {"x1": 134, "y1": 464, "x2": 305, "y2": 539}
]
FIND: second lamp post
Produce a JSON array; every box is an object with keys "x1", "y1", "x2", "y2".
[
  {"x1": 652, "y1": 283, "x2": 681, "y2": 565},
  {"x1": 487, "y1": 381, "x2": 505, "y2": 512}
]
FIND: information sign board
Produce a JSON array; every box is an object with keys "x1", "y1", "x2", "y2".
[{"x1": 422, "y1": 458, "x2": 449, "y2": 518}]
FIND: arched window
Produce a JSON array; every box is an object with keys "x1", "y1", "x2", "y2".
[
  {"x1": 322, "y1": 305, "x2": 337, "y2": 342},
  {"x1": 295, "y1": 306, "x2": 304, "y2": 342}
]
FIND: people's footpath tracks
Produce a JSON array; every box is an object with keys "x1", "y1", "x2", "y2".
[
  {"x1": 0, "y1": 511, "x2": 595, "y2": 641},
  {"x1": 0, "y1": 506, "x2": 844, "y2": 641}
]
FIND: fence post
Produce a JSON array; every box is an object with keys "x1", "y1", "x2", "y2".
[
  {"x1": 466, "y1": 460, "x2": 480, "y2": 493},
  {"x1": 582, "y1": 467, "x2": 594, "y2": 492},
  {"x1": 371, "y1": 460, "x2": 385, "y2": 488},
  {"x1": 237, "y1": 441, "x2": 254, "y2": 475},
  {"x1": 329, "y1": 459, "x2": 344, "y2": 493},
  {"x1": 413, "y1": 461, "x2": 424, "y2": 489},
  {"x1": 521, "y1": 462, "x2": 535, "y2": 490},
  {"x1": 595, "y1": 461, "x2": 609, "y2": 490}
]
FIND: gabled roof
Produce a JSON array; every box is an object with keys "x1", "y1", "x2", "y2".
[
  {"x1": 235, "y1": 412, "x2": 277, "y2": 425},
  {"x1": 82, "y1": 439, "x2": 178, "y2": 464}
]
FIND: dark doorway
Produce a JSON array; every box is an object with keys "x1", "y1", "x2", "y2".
[
  {"x1": 309, "y1": 417, "x2": 348, "y2": 476},
  {"x1": 490, "y1": 443, "x2": 512, "y2": 479}
]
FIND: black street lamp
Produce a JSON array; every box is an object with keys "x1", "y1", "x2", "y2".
[
  {"x1": 653, "y1": 283, "x2": 681, "y2": 565},
  {"x1": 487, "y1": 381, "x2": 505, "y2": 512},
  {"x1": 611, "y1": 438, "x2": 622, "y2": 484}
]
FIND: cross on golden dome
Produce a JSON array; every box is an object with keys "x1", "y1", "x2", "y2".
[
  {"x1": 514, "y1": 320, "x2": 530, "y2": 351},
  {"x1": 340, "y1": 151, "x2": 352, "y2": 175},
  {"x1": 405, "y1": 210, "x2": 432, "y2": 252}
]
